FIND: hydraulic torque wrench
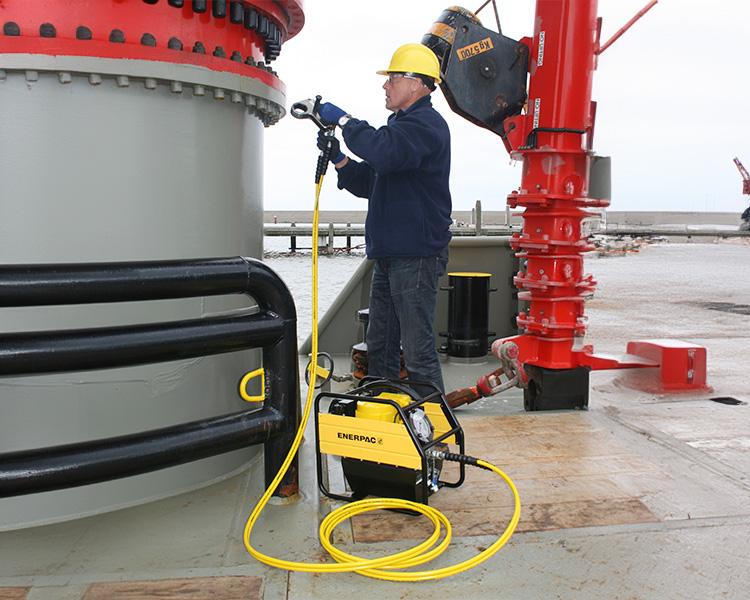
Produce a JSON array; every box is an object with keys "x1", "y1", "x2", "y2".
[{"x1": 291, "y1": 95, "x2": 337, "y2": 183}]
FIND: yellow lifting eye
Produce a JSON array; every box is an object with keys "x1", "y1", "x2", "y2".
[{"x1": 239, "y1": 368, "x2": 265, "y2": 402}]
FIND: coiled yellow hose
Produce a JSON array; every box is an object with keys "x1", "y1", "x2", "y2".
[{"x1": 243, "y1": 177, "x2": 521, "y2": 581}]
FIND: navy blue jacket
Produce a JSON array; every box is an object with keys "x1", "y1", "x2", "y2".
[{"x1": 336, "y1": 95, "x2": 452, "y2": 258}]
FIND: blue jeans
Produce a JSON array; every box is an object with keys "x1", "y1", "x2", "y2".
[{"x1": 366, "y1": 248, "x2": 449, "y2": 392}]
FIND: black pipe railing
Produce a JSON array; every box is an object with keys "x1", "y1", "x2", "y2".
[{"x1": 0, "y1": 257, "x2": 300, "y2": 499}]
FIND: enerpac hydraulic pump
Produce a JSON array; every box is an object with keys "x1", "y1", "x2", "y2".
[{"x1": 315, "y1": 379, "x2": 466, "y2": 504}]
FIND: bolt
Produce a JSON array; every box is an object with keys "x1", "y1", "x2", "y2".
[
  {"x1": 212, "y1": 0, "x2": 227, "y2": 18},
  {"x1": 39, "y1": 23, "x2": 56, "y2": 38},
  {"x1": 76, "y1": 26, "x2": 92, "y2": 40},
  {"x1": 245, "y1": 7, "x2": 258, "y2": 30},
  {"x1": 3, "y1": 22, "x2": 20, "y2": 36},
  {"x1": 230, "y1": 2, "x2": 244, "y2": 23}
]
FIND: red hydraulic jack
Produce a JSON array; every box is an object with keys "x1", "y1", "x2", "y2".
[{"x1": 449, "y1": 0, "x2": 710, "y2": 411}]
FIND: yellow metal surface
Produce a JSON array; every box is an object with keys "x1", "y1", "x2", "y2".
[
  {"x1": 447, "y1": 272, "x2": 492, "y2": 277},
  {"x1": 318, "y1": 412, "x2": 421, "y2": 470},
  {"x1": 423, "y1": 403, "x2": 457, "y2": 444}
]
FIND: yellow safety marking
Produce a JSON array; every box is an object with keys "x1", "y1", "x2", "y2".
[
  {"x1": 239, "y1": 368, "x2": 265, "y2": 402},
  {"x1": 319, "y1": 413, "x2": 420, "y2": 469},
  {"x1": 429, "y1": 22, "x2": 456, "y2": 45},
  {"x1": 456, "y1": 37, "x2": 494, "y2": 61},
  {"x1": 448, "y1": 271, "x2": 492, "y2": 277},
  {"x1": 307, "y1": 361, "x2": 331, "y2": 380}
]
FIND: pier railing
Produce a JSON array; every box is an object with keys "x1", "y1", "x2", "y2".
[{"x1": 264, "y1": 222, "x2": 750, "y2": 253}]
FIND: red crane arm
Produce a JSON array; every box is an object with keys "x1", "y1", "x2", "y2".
[{"x1": 734, "y1": 157, "x2": 750, "y2": 182}]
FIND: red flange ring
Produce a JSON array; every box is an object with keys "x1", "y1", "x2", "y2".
[{"x1": 0, "y1": 0, "x2": 305, "y2": 89}]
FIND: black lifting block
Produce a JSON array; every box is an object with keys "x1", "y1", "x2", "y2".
[{"x1": 523, "y1": 365, "x2": 589, "y2": 411}]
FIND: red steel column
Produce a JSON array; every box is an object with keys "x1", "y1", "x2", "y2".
[{"x1": 499, "y1": 0, "x2": 606, "y2": 370}]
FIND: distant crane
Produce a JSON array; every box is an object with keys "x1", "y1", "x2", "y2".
[
  {"x1": 734, "y1": 157, "x2": 750, "y2": 231},
  {"x1": 733, "y1": 157, "x2": 750, "y2": 195}
]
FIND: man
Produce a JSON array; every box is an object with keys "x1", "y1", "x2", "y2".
[{"x1": 317, "y1": 43, "x2": 452, "y2": 392}]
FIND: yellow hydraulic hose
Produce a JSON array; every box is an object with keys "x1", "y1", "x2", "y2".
[{"x1": 243, "y1": 176, "x2": 521, "y2": 581}]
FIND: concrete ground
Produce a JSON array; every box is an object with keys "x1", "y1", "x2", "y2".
[{"x1": 1, "y1": 242, "x2": 749, "y2": 599}]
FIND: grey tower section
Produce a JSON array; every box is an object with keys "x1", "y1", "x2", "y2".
[{"x1": 0, "y1": 55, "x2": 286, "y2": 530}]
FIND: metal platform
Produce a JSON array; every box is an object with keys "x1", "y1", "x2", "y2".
[{"x1": 1, "y1": 243, "x2": 749, "y2": 599}]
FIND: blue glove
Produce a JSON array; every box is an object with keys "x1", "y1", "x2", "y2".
[
  {"x1": 318, "y1": 102, "x2": 347, "y2": 126},
  {"x1": 317, "y1": 131, "x2": 345, "y2": 164}
]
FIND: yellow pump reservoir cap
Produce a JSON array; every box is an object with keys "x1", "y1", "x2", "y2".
[
  {"x1": 355, "y1": 400, "x2": 397, "y2": 422},
  {"x1": 355, "y1": 392, "x2": 411, "y2": 422}
]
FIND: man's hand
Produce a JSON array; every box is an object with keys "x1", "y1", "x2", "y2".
[
  {"x1": 317, "y1": 131, "x2": 346, "y2": 165},
  {"x1": 318, "y1": 102, "x2": 347, "y2": 126}
]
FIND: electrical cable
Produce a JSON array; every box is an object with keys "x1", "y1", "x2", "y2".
[{"x1": 243, "y1": 174, "x2": 521, "y2": 581}]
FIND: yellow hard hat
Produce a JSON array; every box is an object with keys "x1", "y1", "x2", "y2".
[{"x1": 377, "y1": 43, "x2": 442, "y2": 84}]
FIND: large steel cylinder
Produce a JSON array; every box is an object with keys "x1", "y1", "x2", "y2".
[
  {"x1": 442, "y1": 272, "x2": 493, "y2": 358},
  {"x1": 0, "y1": 0, "x2": 304, "y2": 530}
]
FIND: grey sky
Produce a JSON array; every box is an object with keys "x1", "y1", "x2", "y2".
[{"x1": 266, "y1": 0, "x2": 750, "y2": 213}]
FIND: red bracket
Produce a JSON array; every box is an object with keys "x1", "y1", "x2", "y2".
[{"x1": 615, "y1": 339, "x2": 711, "y2": 393}]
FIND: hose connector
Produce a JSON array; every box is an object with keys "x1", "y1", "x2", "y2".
[{"x1": 426, "y1": 449, "x2": 489, "y2": 470}]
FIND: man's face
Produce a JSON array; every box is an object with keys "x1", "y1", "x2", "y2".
[{"x1": 383, "y1": 73, "x2": 422, "y2": 112}]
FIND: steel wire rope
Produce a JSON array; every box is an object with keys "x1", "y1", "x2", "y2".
[
  {"x1": 475, "y1": 0, "x2": 502, "y2": 34},
  {"x1": 242, "y1": 176, "x2": 521, "y2": 580}
]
